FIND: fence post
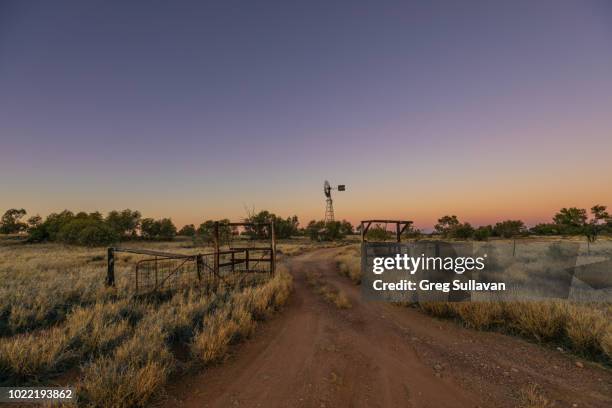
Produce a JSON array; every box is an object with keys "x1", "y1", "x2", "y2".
[
  {"x1": 587, "y1": 237, "x2": 590, "y2": 256},
  {"x1": 271, "y1": 222, "x2": 276, "y2": 276},
  {"x1": 106, "y1": 247, "x2": 115, "y2": 286},
  {"x1": 513, "y1": 239, "x2": 516, "y2": 257},
  {"x1": 214, "y1": 221, "x2": 220, "y2": 277},
  {"x1": 196, "y1": 255, "x2": 203, "y2": 281}
]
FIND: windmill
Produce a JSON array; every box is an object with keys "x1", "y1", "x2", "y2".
[{"x1": 323, "y1": 180, "x2": 346, "y2": 223}]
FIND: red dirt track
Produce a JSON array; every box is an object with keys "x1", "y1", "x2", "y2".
[{"x1": 166, "y1": 248, "x2": 612, "y2": 408}]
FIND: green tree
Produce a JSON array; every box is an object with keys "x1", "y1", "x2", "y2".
[
  {"x1": 158, "y1": 218, "x2": 177, "y2": 240},
  {"x1": 453, "y1": 222, "x2": 475, "y2": 239},
  {"x1": 473, "y1": 225, "x2": 492, "y2": 241},
  {"x1": 402, "y1": 223, "x2": 422, "y2": 239},
  {"x1": 305, "y1": 220, "x2": 345, "y2": 241},
  {"x1": 105, "y1": 209, "x2": 141, "y2": 238},
  {"x1": 244, "y1": 210, "x2": 299, "y2": 239},
  {"x1": 140, "y1": 218, "x2": 160, "y2": 239},
  {"x1": 493, "y1": 220, "x2": 526, "y2": 238},
  {"x1": 530, "y1": 223, "x2": 560, "y2": 235},
  {"x1": 178, "y1": 224, "x2": 196, "y2": 237},
  {"x1": 366, "y1": 225, "x2": 392, "y2": 241},
  {"x1": 585, "y1": 205, "x2": 610, "y2": 242},
  {"x1": 57, "y1": 215, "x2": 118, "y2": 246},
  {"x1": 140, "y1": 218, "x2": 177, "y2": 240},
  {"x1": 434, "y1": 215, "x2": 460, "y2": 237},
  {"x1": 27, "y1": 215, "x2": 42, "y2": 229},
  {"x1": 339, "y1": 220, "x2": 354, "y2": 236},
  {"x1": 0, "y1": 208, "x2": 27, "y2": 234},
  {"x1": 197, "y1": 219, "x2": 233, "y2": 244},
  {"x1": 41, "y1": 210, "x2": 75, "y2": 241},
  {"x1": 553, "y1": 207, "x2": 587, "y2": 231}
]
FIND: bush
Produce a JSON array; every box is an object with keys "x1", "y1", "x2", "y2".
[
  {"x1": 473, "y1": 226, "x2": 492, "y2": 241},
  {"x1": 493, "y1": 220, "x2": 526, "y2": 238},
  {"x1": 141, "y1": 218, "x2": 177, "y2": 240},
  {"x1": 306, "y1": 220, "x2": 346, "y2": 241},
  {"x1": 58, "y1": 219, "x2": 119, "y2": 246}
]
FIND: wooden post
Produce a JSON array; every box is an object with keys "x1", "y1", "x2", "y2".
[
  {"x1": 196, "y1": 255, "x2": 203, "y2": 281},
  {"x1": 587, "y1": 238, "x2": 590, "y2": 256},
  {"x1": 214, "y1": 222, "x2": 220, "y2": 277},
  {"x1": 245, "y1": 248, "x2": 250, "y2": 271},
  {"x1": 106, "y1": 247, "x2": 115, "y2": 286},
  {"x1": 396, "y1": 222, "x2": 401, "y2": 243},
  {"x1": 513, "y1": 239, "x2": 516, "y2": 257},
  {"x1": 154, "y1": 256, "x2": 158, "y2": 288},
  {"x1": 271, "y1": 222, "x2": 276, "y2": 276},
  {"x1": 360, "y1": 221, "x2": 364, "y2": 243}
]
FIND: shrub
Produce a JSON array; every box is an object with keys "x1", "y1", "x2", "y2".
[
  {"x1": 493, "y1": 220, "x2": 526, "y2": 238},
  {"x1": 58, "y1": 218, "x2": 119, "y2": 246}
]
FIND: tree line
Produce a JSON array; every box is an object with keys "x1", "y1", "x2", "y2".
[
  {"x1": 1, "y1": 204, "x2": 610, "y2": 246},
  {"x1": 430, "y1": 205, "x2": 611, "y2": 242},
  {"x1": 0, "y1": 209, "x2": 177, "y2": 246},
  {"x1": 0, "y1": 208, "x2": 308, "y2": 246}
]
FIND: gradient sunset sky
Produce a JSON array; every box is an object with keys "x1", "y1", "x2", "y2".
[{"x1": 1, "y1": 1, "x2": 611, "y2": 230}]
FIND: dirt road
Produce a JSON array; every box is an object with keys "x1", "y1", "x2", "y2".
[{"x1": 167, "y1": 248, "x2": 612, "y2": 408}]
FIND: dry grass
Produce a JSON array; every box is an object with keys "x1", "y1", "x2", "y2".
[
  {"x1": 335, "y1": 245, "x2": 361, "y2": 284},
  {"x1": 419, "y1": 301, "x2": 612, "y2": 362},
  {"x1": 333, "y1": 246, "x2": 612, "y2": 363},
  {"x1": 0, "y1": 239, "x2": 293, "y2": 407},
  {"x1": 191, "y1": 268, "x2": 293, "y2": 365},
  {"x1": 306, "y1": 273, "x2": 351, "y2": 309},
  {"x1": 518, "y1": 383, "x2": 552, "y2": 408}
]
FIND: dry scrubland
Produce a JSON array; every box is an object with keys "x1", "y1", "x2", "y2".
[
  {"x1": 334, "y1": 241, "x2": 612, "y2": 364},
  {"x1": 306, "y1": 272, "x2": 351, "y2": 309},
  {"x1": 0, "y1": 238, "x2": 293, "y2": 407}
]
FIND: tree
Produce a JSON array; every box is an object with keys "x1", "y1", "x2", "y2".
[
  {"x1": 585, "y1": 205, "x2": 610, "y2": 242},
  {"x1": 339, "y1": 220, "x2": 354, "y2": 236},
  {"x1": 158, "y1": 218, "x2": 177, "y2": 240},
  {"x1": 434, "y1": 215, "x2": 460, "y2": 237},
  {"x1": 27, "y1": 215, "x2": 42, "y2": 229},
  {"x1": 141, "y1": 218, "x2": 177, "y2": 240},
  {"x1": 305, "y1": 220, "x2": 345, "y2": 241},
  {"x1": 402, "y1": 224, "x2": 422, "y2": 239},
  {"x1": 178, "y1": 224, "x2": 196, "y2": 237},
  {"x1": 591, "y1": 205, "x2": 609, "y2": 222},
  {"x1": 553, "y1": 207, "x2": 587, "y2": 227},
  {"x1": 105, "y1": 209, "x2": 141, "y2": 238},
  {"x1": 243, "y1": 210, "x2": 299, "y2": 239},
  {"x1": 530, "y1": 223, "x2": 560, "y2": 235},
  {"x1": 473, "y1": 225, "x2": 492, "y2": 241},
  {"x1": 43, "y1": 210, "x2": 75, "y2": 241},
  {"x1": 493, "y1": 220, "x2": 526, "y2": 238},
  {"x1": 197, "y1": 219, "x2": 233, "y2": 244},
  {"x1": 306, "y1": 220, "x2": 324, "y2": 241},
  {"x1": 140, "y1": 218, "x2": 160, "y2": 239},
  {"x1": 453, "y1": 222, "x2": 475, "y2": 239},
  {"x1": 57, "y1": 217, "x2": 118, "y2": 246},
  {"x1": 0, "y1": 208, "x2": 27, "y2": 234},
  {"x1": 366, "y1": 225, "x2": 392, "y2": 241}
]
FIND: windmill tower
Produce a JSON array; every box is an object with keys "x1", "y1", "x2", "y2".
[{"x1": 323, "y1": 180, "x2": 345, "y2": 224}]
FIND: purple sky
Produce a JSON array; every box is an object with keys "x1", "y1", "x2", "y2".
[{"x1": 1, "y1": 1, "x2": 611, "y2": 229}]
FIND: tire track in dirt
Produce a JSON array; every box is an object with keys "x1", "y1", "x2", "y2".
[{"x1": 166, "y1": 248, "x2": 612, "y2": 408}]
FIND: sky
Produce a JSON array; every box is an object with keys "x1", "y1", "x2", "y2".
[{"x1": 1, "y1": 0, "x2": 611, "y2": 230}]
